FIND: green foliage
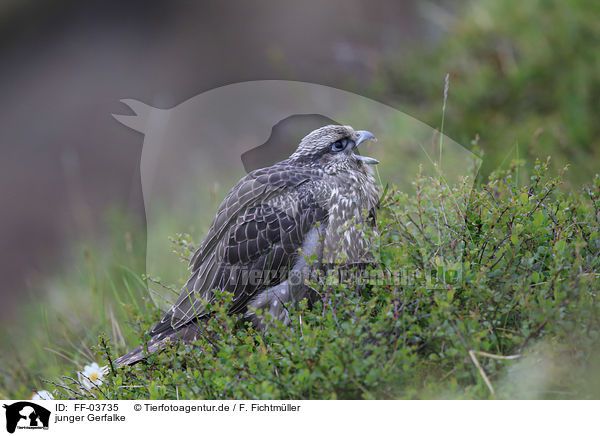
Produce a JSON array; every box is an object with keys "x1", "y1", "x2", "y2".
[
  {"x1": 44, "y1": 160, "x2": 600, "y2": 400},
  {"x1": 380, "y1": 0, "x2": 600, "y2": 186},
  {"x1": 0, "y1": 213, "x2": 149, "y2": 400}
]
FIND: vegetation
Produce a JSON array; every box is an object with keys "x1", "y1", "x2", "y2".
[
  {"x1": 1, "y1": 0, "x2": 599, "y2": 400},
  {"x1": 3, "y1": 156, "x2": 597, "y2": 400},
  {"x1": 105, "y1": 160, "x2": 597, "y2": 399},
  {"x1": 378, "y1": 0, "x2": 600, "y2": 186}
]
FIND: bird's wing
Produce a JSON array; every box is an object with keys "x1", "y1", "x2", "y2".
[{"x1": 152, "y1": 163, "x2": 327, "y2": 333}]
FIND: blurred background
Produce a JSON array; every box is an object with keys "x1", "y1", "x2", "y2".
[
  {"x1": 0, "y1": 0, "x2": 599, "y2": 397},
  {"x1": 0, "y1": 0, "x2": 440, "y2": 320}
]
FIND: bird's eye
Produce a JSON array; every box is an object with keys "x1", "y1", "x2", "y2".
[{"x1": 331, "y1": 138, "x2": 349, "y2": 152}]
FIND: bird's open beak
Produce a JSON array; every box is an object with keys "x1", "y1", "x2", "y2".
[{"x1": 353, "y1": 130, "x2": 379, "y2": 165}]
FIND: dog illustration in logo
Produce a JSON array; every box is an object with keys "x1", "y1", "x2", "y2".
[{"x1": 3, "y1": 402, "x2": 50, "y2": 433}]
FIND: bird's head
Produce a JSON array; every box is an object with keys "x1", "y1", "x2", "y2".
[{"x1": 289, "y1": 125, "x2": 378, "y2": 172}]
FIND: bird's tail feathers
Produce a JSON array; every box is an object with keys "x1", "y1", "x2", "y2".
[{"x1": 114, "y1": 321, "x2": 204, "y2": 367}]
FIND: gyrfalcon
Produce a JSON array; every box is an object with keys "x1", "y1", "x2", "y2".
[{"x1": 115, "y1": 125, "x2": 379, "y2": 366}]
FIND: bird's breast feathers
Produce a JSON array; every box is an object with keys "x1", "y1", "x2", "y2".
[{"x1": 319, "y1": 167, "x2": 378, "y2": 262}]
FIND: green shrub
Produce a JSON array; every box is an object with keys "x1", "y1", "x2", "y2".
[
  {"x1": 48, "y1": 158, "x2": 600, "y2": 399},
  {"x1": 380, "y1": 0, "x2": 600, "y2": 186}
]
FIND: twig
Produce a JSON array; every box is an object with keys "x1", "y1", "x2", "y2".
[
  {"x1": 474, "y1": 350, "x2": 521, "y2": 360},
  {"x1": 468, "y1": 349, "x2": 495, "y2": 395},
  {"x1": 100, "y1": 336, "x2": 116, "y2": 376},
  {"x1": 520, "y1": 320, "x2": 547, "y2": 351},
  {"x1": 41, "y1": 379, "x2": 81, "y2": 398},
  {"x1": 63, "y1": 375, "x2": 96, "y2": 399}
]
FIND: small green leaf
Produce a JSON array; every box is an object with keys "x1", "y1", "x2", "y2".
[{"x1": 520, "y1": 192, "x2": 529, "y2": 204}]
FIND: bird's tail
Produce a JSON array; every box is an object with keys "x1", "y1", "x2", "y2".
[
  {"x1": 114, "y1": 321, "x2": 204, "y2": 367},
  {"x1": 113, "y1": 344, "x2": 150, "y2": 367}
]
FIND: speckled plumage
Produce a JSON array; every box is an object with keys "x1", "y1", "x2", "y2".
[{"x1": 115, "y1": 125, "x2": 379, "y2": 366}]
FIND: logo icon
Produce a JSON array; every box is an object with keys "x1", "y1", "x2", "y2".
[
  {"x1": 113, "y1": 80, "x2": 481, "y2": 307},
  {"x1": 2, "y1": 402, "x2": 50, "y2": 434}
]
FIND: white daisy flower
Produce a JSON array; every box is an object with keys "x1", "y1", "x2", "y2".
[
  {"x1": 78, "y1": 362, "x2": 108, "y2": 390},
  {"x1": 31, "y1": 390, "x2": 54, "y2": 400}
]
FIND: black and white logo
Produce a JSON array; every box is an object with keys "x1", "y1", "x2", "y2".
[{"x1": 3, "y1": 402, "x2": 50, "y2": 434}]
